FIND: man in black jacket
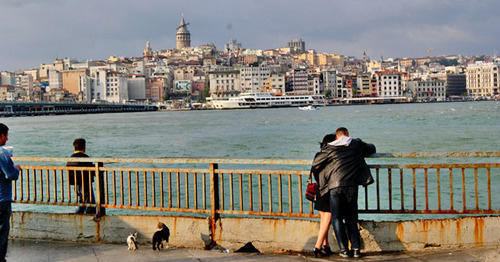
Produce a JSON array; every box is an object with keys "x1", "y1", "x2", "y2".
[
  {"x1": 312, "y1": 127, "x2": 375, "y2": 258},
  {"x1": 66, "y1": 138, "x2": 96, "y2": 214}
]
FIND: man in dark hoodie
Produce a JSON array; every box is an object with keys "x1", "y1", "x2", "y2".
[{"x1": 312, "y1": 127, "x2": 375, "y2": 258}]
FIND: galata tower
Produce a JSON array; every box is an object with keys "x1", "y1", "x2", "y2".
[{"x1": 176, "y1": 14, "x2": 191, "y2": 49}]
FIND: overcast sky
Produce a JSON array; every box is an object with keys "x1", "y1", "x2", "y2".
[{"x1": 1, "y1": 0, "x2": 499, "y2": 71}]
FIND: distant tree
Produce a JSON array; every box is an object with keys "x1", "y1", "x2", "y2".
[
  {"x1": 325, "y1": 90, "x2": 332, "y2": 98},
  {"x1": 202, "y1": 87, "x2": 210, "y2": 101}
]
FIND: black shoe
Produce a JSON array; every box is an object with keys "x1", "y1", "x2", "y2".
[
  {"x1": 353, "y1": 249, "x2": 361, "y2": 258},
  {"x1": 322, "y1": 245, "x2": 333, "y2": 256},
  {"x1": 339, "y1": 250, "x2": 350, "y2": 258},
  {"x1": 313, "y1": 247, "x2": 328, "y2": 258}
]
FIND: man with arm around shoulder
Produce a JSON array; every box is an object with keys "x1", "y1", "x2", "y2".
[
  {"x1": 313, "y1": 127, "x2": 375, "y2": 258},
  {"x1": 0, "y1": 123, "x2": 22, "y2": 262}
]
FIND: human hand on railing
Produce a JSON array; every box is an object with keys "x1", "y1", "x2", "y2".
[{"x1": 15, "y1": 165, "x2": 22, "y2": 171}]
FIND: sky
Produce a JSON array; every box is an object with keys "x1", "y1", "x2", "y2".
[{"x1": 1, "y1": 0, "x2": 499, "y2": 71}]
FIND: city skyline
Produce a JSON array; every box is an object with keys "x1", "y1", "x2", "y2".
[{"x1": 1, "y1": 0, "x2": 499, "y2": 71}]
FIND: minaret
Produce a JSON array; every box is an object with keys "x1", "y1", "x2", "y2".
[
  {"x1": 176, "y1": 14, "x2": 191, "y2": 49},
  {"x1": 143, "y1": 41, "x2": 153, "y2": 61}
]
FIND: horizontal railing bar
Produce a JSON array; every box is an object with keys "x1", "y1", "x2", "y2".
[
  {"x1": 12, "y1": 151, "x2": 500, "y2": 165},
  {"x1": 359, "y1": 210, "x2": 500, "y2": 214},
  {"x1": 21, "y1": 164, "x2": 498, "y2": 173},
  {"x1": 99, "y1": 167, "x2": 209, "y2": 173},
  {"x1": 373, "y1": 151, "x2": 500, "y2": 158},
  {"x1": 217, "y1": 210, "x2": 320, "y2": 218},
  {"x1": 216, "y1": 169, "x2": 308, "y2": 175},
  {"x1": 101, "y1": 205, "x2": 211, "y2": 214}
]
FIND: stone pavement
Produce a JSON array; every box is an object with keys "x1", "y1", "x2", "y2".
[{"x1": 5, "y1": 239, "x2": 499, "y2": 262}]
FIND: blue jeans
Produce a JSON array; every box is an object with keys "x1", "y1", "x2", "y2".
[
  {"x1": 329, "y1": 187, "x2": 360, "y2": 252},
  {"x1": 0, "y1": 201, "x2": 11, "y2": 262}
]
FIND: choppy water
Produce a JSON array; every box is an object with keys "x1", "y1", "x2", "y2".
[
  {"x1": 4, "y1": 101, "x2": 500, "y2": 219},
  {"x1": 4, "y1": 101, "x2": 499, "y2": 159}
]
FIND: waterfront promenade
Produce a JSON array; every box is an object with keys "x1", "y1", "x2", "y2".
[{"x1": 6, "y1": 239, "x2": 499, "y2": 262}]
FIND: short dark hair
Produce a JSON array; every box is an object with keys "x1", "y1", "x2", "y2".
[
  {"x1": 73, "y1": 138, "x2": 86, "y2": 151},
  {"x1": 335, "y1": 127, "x2": 349, "y2": 137},
  {"x1": 320, "y1": 134, "x2": 336, "y2": 149},
  {"x1": 0, "y1": 123, "x2": 8, "y2": 136}
]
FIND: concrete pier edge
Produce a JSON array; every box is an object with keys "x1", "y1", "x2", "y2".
[{"x1": 9, "y1": 211, "x2": 500, "y2": 254}]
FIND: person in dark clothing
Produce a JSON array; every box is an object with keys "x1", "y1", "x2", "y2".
[
  {"x1": 311, "y1": 134, "x2": 336, "y2": 257},
  {"x1": 0, "y1": 124, "x2": 21, "y2": 262},
  {"x1": 66, "y1": 138, "x2": 96, "y2": 214},
  {"x1": 312, "y1": 127, "x2": 375, "y2": 258}
]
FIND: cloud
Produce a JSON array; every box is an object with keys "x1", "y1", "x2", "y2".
[
  {"x1": 404, "y1": 25, "x2": 472, "y2": 44},
  {"x1": 0, "y1": 0, "x2": 499, "y2": 71}
]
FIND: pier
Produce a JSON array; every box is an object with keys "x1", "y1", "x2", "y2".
[
  {"x1": 9, "y1": 151, "x2": 500, "y2": 254},
  {"x1": 0, "y1": 101, "x2": 157, "y2": 117}
]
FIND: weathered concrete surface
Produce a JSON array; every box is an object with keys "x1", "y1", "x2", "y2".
[
  {"x1": 10, "y1": 212, "x2": 211, "y2": 248},
  {"x1": 10, "y1": 212, "x2": 500, "y2": 254},
  {"x1": 6, "y1": 239, "x2": 500, "y2": 262}
]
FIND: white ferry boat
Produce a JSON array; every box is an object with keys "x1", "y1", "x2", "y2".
[{"x1": 211, "y1": 92, "x2": 326, "y2": 109}]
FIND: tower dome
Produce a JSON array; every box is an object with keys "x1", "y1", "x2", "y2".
[{"x1": 176, "y1": 14, "x2": 191, "y2": 49}]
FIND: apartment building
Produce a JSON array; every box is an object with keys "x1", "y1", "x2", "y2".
[
  {"x1": 406, "y1": 79, "x2": 446, "y2": 102},
  {"x1": 79, "y1": 70, "x2": 128, "y2": 102},
  {"x1": 62, "y1": 69, "x2": 88, "y2": 94},
  {"x1": 356, "y1": 73, "x2": 374, "y2": 96},
  {"x1": 15, "y1": 74, "x2": 34, "y2": 98},
  {"x1": 373, "y1": 70, "x2": 403, "y2": 97},
  {"x1": 466, "y1": 62, "x2": 499, "y2": 97},
  {"x1": 287, "y1": 69, "x2": 309, "y2": 95},
  {"x1": 208, "y1": 67, "x2": 240, "y2": 98},
  {"x1": 322, "y1": 69, "x2": 337, "y2": 98},
  {"x1": 48, "y1": 71, "x2": 62, "y2": 91},
  {"x1": 446, "y1": 74, "x2": 466, "y2": 96},
  {"x1": 127, "y1": 76, "x2": 146, "y2": 100},
  {"x1": 240, "y1": 66, "x2": 270, "y2": 93}
]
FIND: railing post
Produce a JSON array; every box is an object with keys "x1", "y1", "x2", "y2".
[
  {"x1": 95, "y1": 162, "x2": 106, "y2": 217},
  {"x1": 208, "y1": 163, "x2": 220, "y2": 248}
]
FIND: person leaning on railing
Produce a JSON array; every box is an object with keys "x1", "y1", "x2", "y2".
[
  {"x1": 311, "y1": 134, "x2": 336, "y2": 257},
  {"x1": 66, "y1": 138, "x2": 96, "y2": 215},
  {"x1": 0, "y1": 123, "x2": 22, "y2": 262},
  {"x1": 312, "y1": 127, "x2": 375, "y2": 258}
]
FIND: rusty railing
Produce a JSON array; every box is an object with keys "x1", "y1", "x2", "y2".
[{"x1": 11, "y1": 151, "x2": 499, "y2": 218}]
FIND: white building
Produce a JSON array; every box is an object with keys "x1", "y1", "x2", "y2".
[
  {"x1": 208, "y1": 67, "x2": 241, "y2": 99},
  {"x1": 15, "y1": 74, "x2": 34, "y2": 98},
  {"x1": 308, "y1": 75, "x2": 322, "y2": 95},
  {"x1": 1, "y1": 72, "x2": 14, "y2": 85},
  {"x1": 322, "y1": 69, "x2": 337, "y2": 97},
  {"x1": 466, "y1": 62, "x2": 499, "y2": 97},
  {"x1": 127, "y1": 77, "x2": 146, "y2": 101},
  {"x1": 373, "y1": 70, "x2": 403, "y2": 97},
  {"x1": 406, "y1": 79, "x2": 446, "y2": 102},
  {"x1": 79, "y1": 70, "x2": 128, "y2": 102},
  {"x1": 240, "y1": 66, "x2": 271, "y2": 93},
  {"x1": 48, "y1": 70, "x2": 62, "y2": 91}
]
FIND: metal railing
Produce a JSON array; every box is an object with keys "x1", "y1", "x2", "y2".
[{"x1": 12, "y1": 152, "x2": 500, "y2": 219}]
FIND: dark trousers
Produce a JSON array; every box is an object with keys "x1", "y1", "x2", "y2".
[
  {"x1": 76, "y1": 184, "x2": 96, "y2": 214},
  {"x1": 329, "y1": 186, "x2": 361, "y2": 252},
  {"x1": 0, "y1": 201, "x2": 11, "y2": 262}
]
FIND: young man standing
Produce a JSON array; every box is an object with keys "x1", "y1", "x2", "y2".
[
  {"x1": 312, "y1": 127, "x2": 375, "y2": 258},
  {"x1": 0, "y1": 123, "x2": 21, "y2": 262},
  {"x1": 66, "y1": 138, "x2": 96, "y2": 214}
]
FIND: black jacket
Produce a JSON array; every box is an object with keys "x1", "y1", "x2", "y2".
[
  {"x1": 66, "y1": 152, "x2": 95, "y2": 187},
  {"x1": 312, "y1": 138, "x2": 376, "y2": 196}
]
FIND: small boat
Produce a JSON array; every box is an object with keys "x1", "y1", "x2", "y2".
[{"x1": 298, "y1": 105, "x2": 319, "y2": 111}]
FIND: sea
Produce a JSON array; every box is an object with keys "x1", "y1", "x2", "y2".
[{"x1": 4, "y1": 101, "x2": 500, "y2": 220}]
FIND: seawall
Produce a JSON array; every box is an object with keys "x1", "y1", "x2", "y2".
[{"x1": 10, "y1": 212, "x2": 500, "y2": 253}]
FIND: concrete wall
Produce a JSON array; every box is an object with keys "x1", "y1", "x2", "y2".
[{"x1": 10, "y1": 212, "x2": 500, "y2": 253}]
